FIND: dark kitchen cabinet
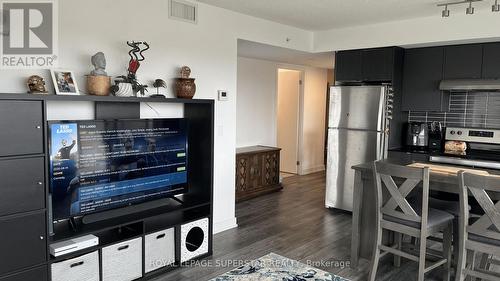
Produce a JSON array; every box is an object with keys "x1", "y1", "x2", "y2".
[
  {"x1": 482, "y1": 42, "x2": 500, "y2": 79},
  {"x1": 335, "y1": 48, "x2": 399, "y2": 82},
  {"x1": 443, "y1": 44, "x2": 483, "y2": 79},
  {"x1": 402, "y1": 47, "x2": 447, "y2": 111},
  {"x1": 362, "y1": 48, "x2": 394, "y2": 81},
  {"x1": 335, "y1": 50, "x2": 363, "y2": 82},
  {"x1": 0, "y1": 211, "x2": 47, "y2": 275}
]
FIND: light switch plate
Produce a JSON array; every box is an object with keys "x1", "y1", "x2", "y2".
[{"x1": 218, "y1": 90, "x2": 228, "y2": 101}]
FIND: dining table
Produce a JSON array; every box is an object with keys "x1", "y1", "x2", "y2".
[{"x1": 349, "y1": 158, "x2": 500, "y2": 268}]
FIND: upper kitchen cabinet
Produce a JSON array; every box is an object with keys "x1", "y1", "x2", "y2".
[
  {"x1": 335, "y1": 50, "x2": 363, "y2": 82},
  {"x1": 335, "y1": 47, "x2": 401, "y2": 83},
  {"x1": 482, "y1": 42, "x2": 500, "y2": 79},
  {"x1": 361, "y1": 48, "x2": 395, "y2": 81},
  {"x1": 443, "y1": 44, "x2": 483, "y2": 79},
  {"x1": 402, "y1": 47, "x2": 446, "y2": 112}
]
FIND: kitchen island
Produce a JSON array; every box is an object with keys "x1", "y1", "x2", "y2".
[{"x1": 350, "y1": 158, "x2": 499, "y2": 268}]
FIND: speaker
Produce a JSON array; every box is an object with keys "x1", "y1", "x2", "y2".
[{"x1": 180, "y1": 218, "x2": 209, "y2": 263}]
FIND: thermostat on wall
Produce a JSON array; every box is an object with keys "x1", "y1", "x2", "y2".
[{"x1": 218, "y1": 90, "x2": 228, "y2": 101}]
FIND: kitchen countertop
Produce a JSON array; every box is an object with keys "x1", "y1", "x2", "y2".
[
  {"x1": 352, "y1": 158, "x2": 500, "y2": 195},
  {"x1": 352, "y1": 158, "x2": 500, "y2": 176}
]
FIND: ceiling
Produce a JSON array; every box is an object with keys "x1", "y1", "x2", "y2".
[
  {"x1": 238, "y1": 39, "x2": 334, "y2": 69},
  {"x1": 197, "y1": 0, "x2": 494, "y2": 31}
]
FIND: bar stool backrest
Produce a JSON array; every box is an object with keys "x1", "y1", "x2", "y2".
[
  {"x1": 373, "y1": 161, "x2": 429, "y2": 228},
  {"x1": 459, "y1": 172, "x2": 500, "y2": 241}
]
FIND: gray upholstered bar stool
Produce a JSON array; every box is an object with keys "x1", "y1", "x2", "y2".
[
  {"x1": 455, "y1": 172, "x2": 500, "y2": 281},
  {"x1": 369, "y1": 161, "x2": 454, "y2": 281}
]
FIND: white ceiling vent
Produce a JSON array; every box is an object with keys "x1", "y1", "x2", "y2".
[{"x1": 169, "y1": 0, "x2": 198, "y2": 24}]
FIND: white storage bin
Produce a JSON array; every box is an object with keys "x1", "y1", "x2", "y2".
[
  {"x1": 145, "y1": 228, "x2": 175, "y2": 273},
  {"x1": 102, "y1": 237, "x2": 142, "y2": 281},
  {"x1": 180, "y1": 218, "x2": 209, "y2": 263},
  {"x1": 51, "y1": 251, "x2": 99, "y2": 281}
]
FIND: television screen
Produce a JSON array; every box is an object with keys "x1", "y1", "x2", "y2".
[{"x1": 49, "y1": 119, "x2": 188, "y2": 221}]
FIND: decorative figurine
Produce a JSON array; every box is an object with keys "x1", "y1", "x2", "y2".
[
  {"x1": 87, "y1": 52, "x2": 111, "y2": 96},
  {"x1": 127, "y1": 41, "x2": 149, "y2": 76},
  {"x1": 151, "y1": 79, "x2": 167, "y2": 98},
  {"x1": 180, "y1": 66, "x2": 191, "y2": 78},
  {"x1": 27, "y1": 75, "x2": 48, "y2": 94},
  {"x1": 174, "y1": 66, "x2": 196, "y2": 99},
  {"x1": 111, "y1": 41, "x2": 150, "y2": 97},
  {"x1": 90, "y1": 52, "x2": 107, "y2": 76}
]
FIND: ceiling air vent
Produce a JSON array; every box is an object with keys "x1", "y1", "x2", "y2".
[{"x1": 169, "y1": 0, "x2": 197, "y2": 24}]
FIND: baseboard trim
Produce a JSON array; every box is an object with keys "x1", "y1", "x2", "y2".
[
  {"x1": 213, "y1": 217, "x2": 238, "y2": 234},
  {"x1": 300, "y1": 164, "x2": 325, "y2": 175}
]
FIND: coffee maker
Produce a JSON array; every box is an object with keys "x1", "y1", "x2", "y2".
[{"x1": 406, "y1": 122, "x2": 429, "y2": 149}]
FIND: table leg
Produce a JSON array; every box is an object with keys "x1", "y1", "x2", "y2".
[{"x1": 351, "y1": 170, "x2": 363, "y2": 268}]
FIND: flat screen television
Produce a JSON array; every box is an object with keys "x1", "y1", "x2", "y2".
[{"x1": 49, "y1": 119, "x2": 188, "y2": 222}]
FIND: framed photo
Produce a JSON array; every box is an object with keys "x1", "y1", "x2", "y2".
[{"x1": 50, "y1": 70, "x2": 80, "y2": 95}]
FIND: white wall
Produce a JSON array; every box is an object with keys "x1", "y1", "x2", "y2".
[
  {"x1": 236, "y1": 57, "x2": 328, "y2": 175},
  {"x1": 236, "y1": 57, "x2": 277, "y2": 147},
  {"x1": 0, "y1": 0, "x2": 313, "y2": 234},
  {"x1": 313, "y1": 12, "x2": 500, "y2": 52}
]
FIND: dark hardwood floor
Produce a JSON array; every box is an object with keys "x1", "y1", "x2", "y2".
[{"x1": 155, "y1": 172, "x2": 447, "y2": 281}]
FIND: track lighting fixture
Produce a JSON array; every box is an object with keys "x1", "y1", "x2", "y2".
[{"x1": 437, "y1": 0, "x2": 494, "y2": 17}]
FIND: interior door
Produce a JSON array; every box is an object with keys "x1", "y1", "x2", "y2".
[{"x1": 277, "y1": 69, "x2": 301, "y2": 174}]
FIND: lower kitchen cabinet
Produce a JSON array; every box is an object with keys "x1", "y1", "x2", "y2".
[{"x1": 236, "y1": 146, "x2": 282, "y2": 202}]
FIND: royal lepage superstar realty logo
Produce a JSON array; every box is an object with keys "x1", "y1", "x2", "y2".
[{"x1": 0, "y1": 0, "x2": 58, "y2": 68}]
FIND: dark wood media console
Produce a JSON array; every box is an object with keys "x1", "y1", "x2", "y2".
[{"x1": 0, "y1": 94, "x2": 214, "y2": 281}]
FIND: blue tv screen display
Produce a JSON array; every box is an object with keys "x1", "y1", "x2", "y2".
[{"x1": 49, "y1": 119, "x2": 188, "y2": 221}]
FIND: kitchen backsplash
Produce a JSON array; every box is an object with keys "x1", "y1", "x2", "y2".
[{"x1": 408, "y1": 92, "x2": 500, "y2": 129}]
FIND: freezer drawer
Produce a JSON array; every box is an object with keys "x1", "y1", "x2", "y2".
[
  {"x1": 326, "y1": 129, "x2": 383, "y2": 211},
  {"x1": 329, "y1": 86, "x2": 385, "y2": 131}
]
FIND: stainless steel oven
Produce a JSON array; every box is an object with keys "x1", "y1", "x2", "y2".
[{"x1": 429, "y1": 127, "x2": 500, "y2": 169}]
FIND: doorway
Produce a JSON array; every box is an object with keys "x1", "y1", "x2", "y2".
[{"x1": 277, "y1": 68, "x2": 303, "y2": 176}]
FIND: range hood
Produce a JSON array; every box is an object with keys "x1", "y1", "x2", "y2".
[{"x1": 439, "y1": 79, "x2": 500, "y2": 91}]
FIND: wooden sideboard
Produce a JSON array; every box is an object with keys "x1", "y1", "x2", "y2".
[{"x1": 235, "y1": 146, "x2": 282, "y2": 202}]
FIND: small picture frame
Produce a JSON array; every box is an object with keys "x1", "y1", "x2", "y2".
[{"x1": 50, "y1": 70, "x2": 80, "y2": 95}]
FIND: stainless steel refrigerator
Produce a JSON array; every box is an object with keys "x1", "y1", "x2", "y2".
[{"x1": 325, "y1": 85, "x2": 392, "y2": 211}]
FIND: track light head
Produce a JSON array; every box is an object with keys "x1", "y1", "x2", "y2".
[
  {"x1": 493, "y1": 0, "x2": 500, "y2": 11},
  {"x1": 466, "y1": 1, "x2": 475, "y2": 14},
  {"x1": 442, "y1": 5, "x2": 450, "y2": 17}
]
